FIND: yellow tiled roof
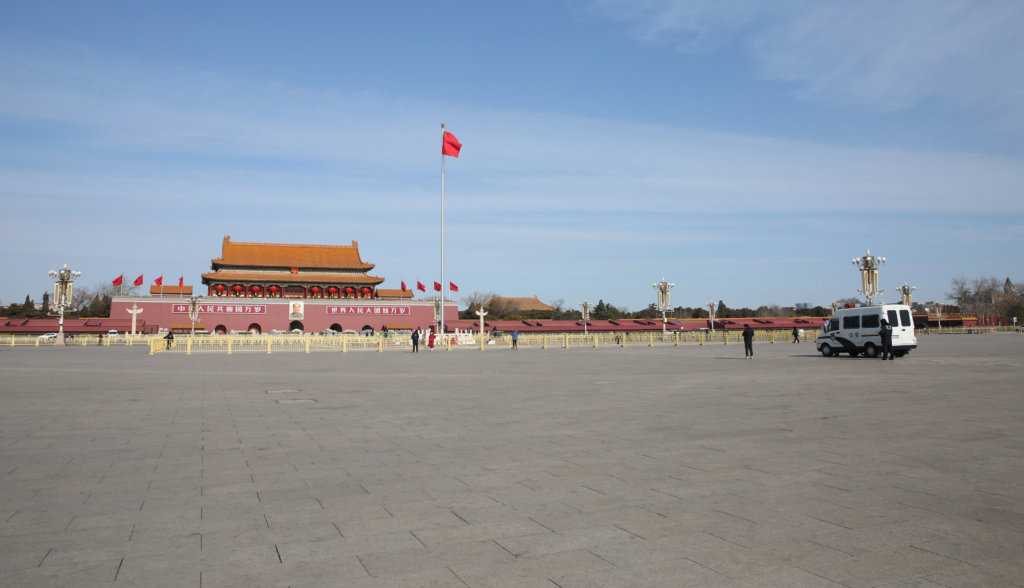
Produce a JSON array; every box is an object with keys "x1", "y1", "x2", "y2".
[
  {"x1": 211, "y1": 236, "x2": 375, "y2": 271},
  {"x1": 494, "y1": 296, "x2": 555, "y2": 311}
]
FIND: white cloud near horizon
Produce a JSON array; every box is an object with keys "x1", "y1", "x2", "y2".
[
  {"x1": 3, "y1": 33, "x2": 1022, "y2": 220},
  {"x1": 585, "y1": 0, "x2": 1024, "y2": 127}
]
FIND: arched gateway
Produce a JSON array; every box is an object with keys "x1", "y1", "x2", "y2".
[{"x1": 108, "y1": 236, "x2": 453, "y2": 335}]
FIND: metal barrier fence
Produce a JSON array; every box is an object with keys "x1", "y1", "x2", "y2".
[
  {"x1": 1, "y1": 334, "x2": 156, "y2": 347},
  {"x1": 146, "y1": 329, "x2": 824, "y2": 355},
  {"x1": 5, "y1": 325, "x2": 1017, "y2": 354}
]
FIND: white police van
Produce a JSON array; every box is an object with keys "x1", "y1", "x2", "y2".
[{"x1": 816, "y1": 303, "x2": 917, "y2": 358}]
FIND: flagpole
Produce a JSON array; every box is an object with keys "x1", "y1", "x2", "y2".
[{"x1": 440, "y1": 123, "x2": 446, "y2": 340}]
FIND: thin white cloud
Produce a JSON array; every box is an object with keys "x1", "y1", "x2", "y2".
[
  {"x1": 2, "y1": 33, "x2": 1023, "y2": 221},
  {"x1": 584, "y1": 0, "x2": 1024, "y2": 126}
]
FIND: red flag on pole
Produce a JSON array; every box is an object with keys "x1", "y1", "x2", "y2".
[
  {"x1": 433, "y1": 281, "x2": 441, "y2": 291},
  {"x1": 401, "y1": 281, "x2": 407, "y2": 292},
  {"x1": 450, "y1": 282, "x2": 459, "y2": 292},
  {"x1": 133, "y1": 275, "x2": 144, "y2": 287},
  {"x1": 442, "y1": 131, "x2": 461, "y2": 157},
  {"x1": 179, "y1": 276, "x2": 184, "y2": 287},
  {"x1": 154, "y1": 276, "x2": 163, "y2": 286},
  {"x1": 417, "y1": 281, "x2": 426, "y2": 292},
  {"x1": 112, "y1": 274, "x2": 123, "y2": 287}
]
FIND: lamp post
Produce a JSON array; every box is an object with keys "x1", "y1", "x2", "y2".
[
  {"x1": 652, "y1": 278, "x2": 675, "y2": 334},
  {"x1": 48, "y1": 264, "x2": 81, "y2": 346},
  {"x1": 707, "y1": 302, "x2": 716, "y2": 334},
  {"x1": 580, "y1": 300, "x2": 591, "y2": 335},
  {"x1": 852, "y1": 249, "x2": 885, "y2": 305},
  {"x1": 187, "y1": 295, "x2": 203, "y2": 338},
  {"x1": 897, "y1": 282, "x2": 916, "y2": 307}
]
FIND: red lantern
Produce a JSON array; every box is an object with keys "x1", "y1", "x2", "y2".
[
  {"x1": 327, "y1": 287, "x2": 337, "y2": 293},
  {"x1": 233, "y1": 285, "x2": 243, "y2": 292},
  {"x1": 311, "y1": 286, "x2": 320, "y2": 293},
  {"x1": 215, "y1": 285, "x2": 225, "y2": 291}
]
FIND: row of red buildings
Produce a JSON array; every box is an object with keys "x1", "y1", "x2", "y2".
[{"x1": 3, "y1": 236, "x2": 968, "y2": 337}]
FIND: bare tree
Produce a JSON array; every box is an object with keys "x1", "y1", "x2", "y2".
[{"x1": 549, "y1": 298, "x2": 565, "y2": 320}]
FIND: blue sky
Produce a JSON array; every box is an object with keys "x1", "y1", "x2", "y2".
[{"x1": 2, "y1": 0, "x2": 1022, "y2": 312}]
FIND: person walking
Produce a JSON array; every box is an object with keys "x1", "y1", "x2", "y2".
[
  {"x1": 791, "y1": 326, "x2": 800, "y2": 343},
  {"x1": 411, "y1": 328, "x2": 420, "y2": 352},
  {"x1": 428, "y1": 331, "x2": 436, "y2": 350},
  {"x1": 511, "y1": 329, "x2": 518, "y2": 350},
  {"x1": 879, "y1": 318, "x2": 894, "y2": 360},
  {"x1": 742, "y1": 324, "x2": 754, "y2": 359},
  {"x1": 164, "y1": 330, "x2": 174, "y2": 350}
]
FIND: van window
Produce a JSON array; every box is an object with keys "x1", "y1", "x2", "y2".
[
  {"x1": 828, "y1": 319, "x2": 839, "y2": 332},
  {"x1": 900, "y1": 309, "x2": 912, "y2": 327},
  {"x1": 862, "y1": 314, "x2": 879, "y2": 329},
  {"x1": 843, "y1": 315, "x2": 860, "y2": 329},
  {"x1": 887, "y1": 310, "x2": 898, "y2": 326}
]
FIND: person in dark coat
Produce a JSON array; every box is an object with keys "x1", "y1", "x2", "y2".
[
  {"x1": 879, "y1": 319, "x2": 894, "y2": 360},
  {"x1": 411, "y1": 328, "x2": 420, "y2": 353},
  {"x1": 742, "y1": 324, "x2": 755, "y2": 359},
  {"x1": 791, "y1": 326, "x2": 800, "y2": 343}
]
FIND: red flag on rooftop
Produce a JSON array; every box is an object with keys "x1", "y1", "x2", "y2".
[
  {"x1": 179, "y1": 276, "x2": 184, "y2": 287},
  {"x1": 112, "y1": 274, "x2": 123, "y2": 287},
  {"x1": 154, "y1": 276, "x2": 163, "y2": 286},
  {"x1": 401, "y1": 281, "x2": 407, "y2": 292},
  {"x1": 133, "y1": 275, "x2": 144, "y2": 287},
  {"x1": 449, "y1": 282, "x2": 458, "y2": 292},
  {"x1": 417, "y1": 281, "x2": 426, "y2": 292},
  {"x1": 442, "y1": 131, "x2": 461, "y2": 157}
]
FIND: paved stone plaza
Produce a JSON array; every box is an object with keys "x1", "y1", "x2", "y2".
[{"x1": 2, "y1": 335, "x2": 1023, "y2": 587}]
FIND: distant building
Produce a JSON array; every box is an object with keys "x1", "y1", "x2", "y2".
[
  {"x1": 493, "y1": 296, "x2": 555, "y2": 313},
  {"x1": 201, "y1": 236, "x2": 385, "y2": 299},
  {"x1": 108, "y1": 237, "x2": 452, "y2": 334}
]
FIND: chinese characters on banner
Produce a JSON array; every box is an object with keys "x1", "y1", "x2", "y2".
[
  {"x1": 169, "y1": 304, "x2": 411, "y2": 316},
  {"x1": 171, "y1": 304, "x2": 267, "y2": 314},
  {"x1": 327, "y1": 306, "x2": 410, "y2": 315}
]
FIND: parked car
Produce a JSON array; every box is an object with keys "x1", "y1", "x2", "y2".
[{"x1": 38, "y1": 332, "x2": 58, "y2": 340}]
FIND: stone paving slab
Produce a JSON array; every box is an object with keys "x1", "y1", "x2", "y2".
[{"x1": 2, "y1": 335, "x2": 1024, "y2": 586}]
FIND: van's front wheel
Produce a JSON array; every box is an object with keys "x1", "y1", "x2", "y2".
[
  {"x1": 819, "y1": 343, "x2": 833, "y2": 357},
  {"x1": 863, "y1": 343, "x2": 878, "y2": 358}
]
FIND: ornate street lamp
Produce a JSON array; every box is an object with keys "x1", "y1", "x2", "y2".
[
  {"x1": 48, "y1": 264, "x2": 81, "y2": 346},
  {"x1": 187, "y1": 295, "x2": 203, "y2": 338},
  {"x1": 931, "y1": 302, "x2": 943, "y2": 328},
  {"x1": 897, "y1": 282, "x2": 916, "y2": 307},
  {"x1": 580, "y1": 300, "x2": 591, "y2": 335},
  {"x1": 852, "y1": 249, "x2": 885, "y2": 305},
  {"x1": 707, "y1": 302, "x2": 716, "y2": 334},
  {"x1": 652, "y1": 278, "x2": 675, "y2": 334}
]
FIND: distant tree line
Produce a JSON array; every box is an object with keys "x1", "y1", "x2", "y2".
[
  {"x1": 458, "y1": 292, "x2": 831, "y2": 322},
  {"x1": 946, "y1": 276, "x2": 1023, "y2": 325},
  {"x1": 0, "y1": 283, "x2": 139, "y2": 319}
]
